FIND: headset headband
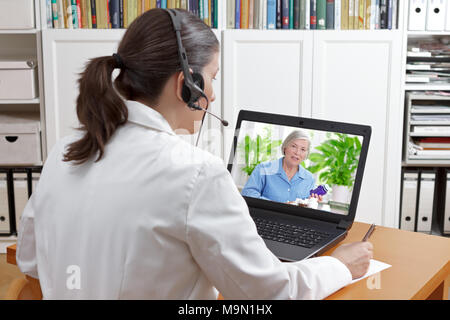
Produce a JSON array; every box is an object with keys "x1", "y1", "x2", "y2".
[{"x1": 164, "y1": 9, "x2": 205, "y2": 107}]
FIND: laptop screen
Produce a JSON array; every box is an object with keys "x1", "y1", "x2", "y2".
[{"x1": 230, "y1": 120, "x2": 365, "y2": 216}]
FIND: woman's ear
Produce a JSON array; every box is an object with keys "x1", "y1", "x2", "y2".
[{"x1": 175, "y1": 71, "x2": 185, "y2": 103}]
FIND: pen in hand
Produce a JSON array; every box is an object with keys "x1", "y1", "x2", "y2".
[{"x1": 362, "y1": 224, "x2": 376, "y2": 242}]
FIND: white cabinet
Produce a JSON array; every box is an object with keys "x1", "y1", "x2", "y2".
[
  {"x1": 312, "y1": 30, "x2": 404, "y2": 226},
  {"x1": 222, "y1": 30, "x2": 404, "y2": 226},
  {"x1": 222, "y1": 30, "x2": 314, "y2": 161},
  {"x1": 42, "y1": 29, "x2": 222, "y2": 159},
  {"x1": 42, "y1": 29, "x2": 125, "y2": 153},
  {"x1": 41, "y1": 28, "x2": 404, "y2": 227}
]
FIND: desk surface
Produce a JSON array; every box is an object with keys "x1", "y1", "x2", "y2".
[
  {"x1": 322, "y1": 222, "x2": 450, "y2": 300},
  {"x1": 6, "y1": 222, "x2": 450, "y2": 300}
]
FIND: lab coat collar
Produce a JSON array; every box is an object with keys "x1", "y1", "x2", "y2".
[{"x1": 126, "y1": 100, "x2": 176, "y2": 136}]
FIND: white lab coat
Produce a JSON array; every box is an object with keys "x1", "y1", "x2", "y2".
[{"x1": 16, "y1": 100, "x2": 352, "y2": 299}]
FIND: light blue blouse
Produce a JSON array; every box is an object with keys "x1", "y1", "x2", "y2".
[{"x1": 241, "y1": 157, "x2": 315, "y2": 203}]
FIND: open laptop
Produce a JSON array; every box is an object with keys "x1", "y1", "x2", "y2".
[{"x1": 227, "y1": 110, "x2": 371, "y2": 261}]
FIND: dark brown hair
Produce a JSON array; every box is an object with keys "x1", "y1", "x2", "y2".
[{"x1": 63, "y1": 9, "x2": 219, "y2": 164}]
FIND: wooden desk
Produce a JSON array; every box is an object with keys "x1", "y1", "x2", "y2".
[
  {"x1": 322, "y1": 222, "x2": 450, "y2": 300},
  {"x1": 6, "y1": 222, "x2": 450, "y2": 300}
]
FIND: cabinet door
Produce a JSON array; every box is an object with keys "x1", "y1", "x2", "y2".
[
  {"x1": 42, "y1": 29, "x2": 222, "y2": 159},
  {"x1": 42, "y1": 29, "x2": 125, "y2": 154},
  {"x1": 312, "y1": 31, "x2": 403, "y2": 227},
  {"x1": 222, "y1": 30, "x2": 313, "y2": 163}
]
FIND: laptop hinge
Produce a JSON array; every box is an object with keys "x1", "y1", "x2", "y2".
[{"x1": 337, "y1": 220, "x2": 352, "y2": 230}]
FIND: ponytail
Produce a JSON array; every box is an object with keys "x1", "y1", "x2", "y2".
[{"x1": 63, "y1": 56, "x2": 128, "y2": 164}]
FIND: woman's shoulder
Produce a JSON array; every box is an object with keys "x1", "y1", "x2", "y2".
[{"x1": 171, "y1": 137, "x2": 224, "y2": 168}]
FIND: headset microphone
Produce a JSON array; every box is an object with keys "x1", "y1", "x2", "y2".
[{"x1": 189, "y1": 102, "x2": 229, "y2": 127}]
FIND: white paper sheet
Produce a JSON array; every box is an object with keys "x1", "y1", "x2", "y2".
[{"x1": 350, "y1": 259, "x2": 392, "y2": 284}]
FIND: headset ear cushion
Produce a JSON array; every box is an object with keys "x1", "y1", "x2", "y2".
[
  {"x1": 192, "y1": 72, "x2": 204, "y2": 90},
  {"x1": 181, "y1": 82, "x2": 191, "y2": 103},
  {"x1": 182, "y1": 72, "x2": 205, "y2": 103}
]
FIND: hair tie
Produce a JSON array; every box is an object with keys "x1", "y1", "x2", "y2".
[{"x1": 112, "y1": 53, "x2": 125, "y2": 69}]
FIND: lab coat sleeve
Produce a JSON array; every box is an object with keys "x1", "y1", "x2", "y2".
[
  {"x1": 186, "y1": 158, "x2": 352, "y2": 300},
  {"x1": 16, "y1": 193, "x2": 39, "y2": 279},
  {"x1": 241, "y1": 165, "x2": 270, "y2": 201}
]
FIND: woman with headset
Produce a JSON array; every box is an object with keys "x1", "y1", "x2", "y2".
[{"x1": 16, "y1": 9, "x2": 372, "y2": 299}]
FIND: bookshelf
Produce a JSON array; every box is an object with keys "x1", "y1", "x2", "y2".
[
  {"x1": 0, "y1": 0, "x2": 47, "y2": 250},
  {"x1": 401, "y1": 1, "x2": 450, "y2": 168},
  {"x1": 399, "y1": 1, "x2": 450, "y2": 237}
]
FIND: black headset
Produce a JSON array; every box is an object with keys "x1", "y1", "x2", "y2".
[{"x1": 164, "y1": 9, "x2": 207, "y2": 111}]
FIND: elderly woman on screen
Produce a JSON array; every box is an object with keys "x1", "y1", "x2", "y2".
[{"x1": 241, "y1": 130, "x2": 321, "y2": 204}]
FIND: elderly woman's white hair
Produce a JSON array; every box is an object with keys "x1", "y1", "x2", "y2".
[{"x1": 281, "y1": 130, "x2": 311, "y2": 157}]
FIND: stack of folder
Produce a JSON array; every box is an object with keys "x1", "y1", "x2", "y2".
[
  {"x1": 408, "y1": 0, "x2": 450, "y2": 31},
  {"x1": 406, "y1": 40, "x2": 450, "y2": 84},
  {"x1": 0, "y1": 167, "x2": 41, "y2": 236},
  {"x1": 400, "y1": 168, "x2": 450, "y2": 235}
]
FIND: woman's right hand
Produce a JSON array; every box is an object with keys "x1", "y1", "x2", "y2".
[{"x1": 330, "y1": 241, "x2": 373, "y2": 279}]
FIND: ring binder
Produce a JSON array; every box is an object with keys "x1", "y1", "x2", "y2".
[
  {"x1": 444, "y1": 169, "x2": 450, "y2": 235},
  {"x1": 400, "y1": 170, "x2": 419, "y2": 232},
  {"x1": 417, "y1": 171, "x2": 436, "y2": 234}
]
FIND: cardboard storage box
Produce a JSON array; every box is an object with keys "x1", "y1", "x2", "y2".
[
  {"x1": 0, "y1": 112, "x2": 42, "y2": 165},
  {"x1": 0, "y1": 0, "x2": 35, "y2": 29},
  {"x1": 0, "y1": 60, "x2": 38, "y2": 100}
]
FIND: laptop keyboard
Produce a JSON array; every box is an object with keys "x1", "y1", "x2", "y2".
[{"x1": 253, "y1": 216, "x2": 331, "y2": 249}]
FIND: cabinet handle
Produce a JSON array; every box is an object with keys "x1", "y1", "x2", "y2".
[{"x1": 5, "y1": 136, "x2": 18, "y2": 143}]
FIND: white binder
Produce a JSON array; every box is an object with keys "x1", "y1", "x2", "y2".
[
  {"x1": 446, "y1": 0, "x2": 450, "y2": 30},
  {"x1": 408, "y1": 0, "x2": 428, "y2": 30},
  {"x1": 400, "y1": 172, "x2": 419, "y2": 231},
  {"x1": 0, "y1": 172, "x2": 10, "y2": 234},
  {"x1": 444, "y1": 171, "x2": 450, "y2": 234},
  {"x1": 13, "y1": 171, "x2": 40, "y2": 232},
  {"x1": 14, "y1": 172, "x2": 29, "y2": 232},
  {"x1": 417, "y1": 172, "x2": 435, "y2": 233},
  {"x1": 426, "y1": 0, "x2": 446, "y2": 31}
]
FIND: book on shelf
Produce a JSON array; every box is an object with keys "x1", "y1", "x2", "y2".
[
  {"x1": 310, "y1": 0, "x2": 317, "y2": 29},
  {"x1": 47, "y1": 0, "x2": 217, "y2": 29},
  {"x1": 326, "y1": 0, "x2": 334, "y2": 30},
  {"x1": 415, "y1": 137, "x2": 450, "y2": 149},
  {"x1": 226, "y1": 0, "x2": 398, "y2": 30},
  {"x1": 334, "y1": 0, "x2": 340, "y2": 29},
  {"x1": 281, "y1": 0, "x2": 289, "y2": 29},
  {"x1": 408, "y1": 138, "x2": 450, "y2": 159},
  {"x1": 316, "y1": 0, "x2": 326, "y2": 30}
]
